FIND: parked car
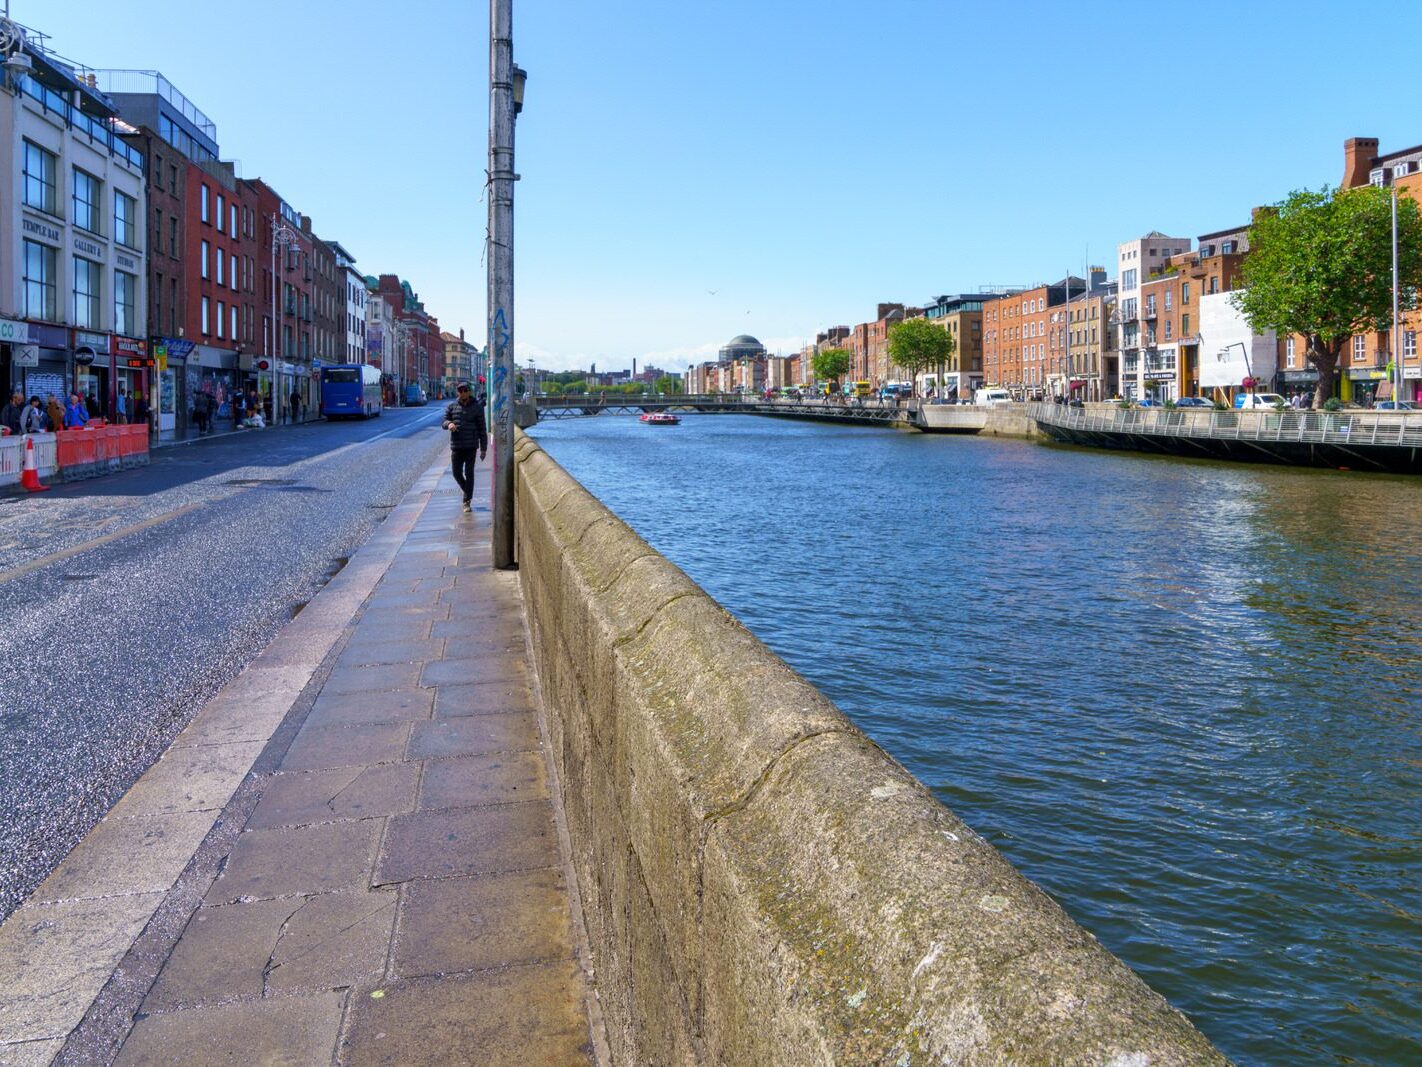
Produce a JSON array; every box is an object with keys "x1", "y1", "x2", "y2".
[
  {"x1": 1175, "y1": 396, "x2": 1213, "y2": 408},
  {"x1": 974, "y1": 387, "x2": 1013, "y2": 407},
  {"x1": 1375, "y1": 400, "x2": 1420, "y2": 411},
  {"x1": 1234, "y1": 393, "x2": 1286, "y2": 410}
]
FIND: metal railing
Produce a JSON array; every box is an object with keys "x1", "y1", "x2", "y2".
[
  {"x1": 1028, "y1": 402, "x2": 1422, "y2": 448},
  {"x1": 19, "y1": 76, "x2": 145, "y2": 171}
]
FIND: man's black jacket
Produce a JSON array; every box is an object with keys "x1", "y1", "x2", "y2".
[{"x1": 444, "y1": 397, "x2": 488, "y2": 451}]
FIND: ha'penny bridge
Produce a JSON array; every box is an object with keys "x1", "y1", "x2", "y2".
[{"x1": 529, "y1": 392, "x2": 921, "y2": 426}]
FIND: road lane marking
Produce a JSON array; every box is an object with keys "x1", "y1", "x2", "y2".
[{"x1": 0, "y1": 500, "x2": 213, "y2": 586}]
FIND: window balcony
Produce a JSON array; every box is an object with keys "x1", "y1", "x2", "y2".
[{"x1": 1142, "y1": 303, "x2": 1158, "y2": 319}]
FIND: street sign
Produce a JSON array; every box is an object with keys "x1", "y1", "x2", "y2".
[{"x1": 13, "y1": 344, "x2": 38, "y2": 367}]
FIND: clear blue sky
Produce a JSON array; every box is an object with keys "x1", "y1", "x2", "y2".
[{"x1": 25, "y1": 1, "x2": 1422, "y2": 372}]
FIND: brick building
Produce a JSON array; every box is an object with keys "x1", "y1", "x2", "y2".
[
  {"x1": 1329, "y1": 137, "x2": 1422, "y2": 402},
  {"x1": 983, "y1": 279, "x2": 1081, "y2": 396},
  {"x1": 1065, "y1": 280, "x2": 1116, "y2": 401}
]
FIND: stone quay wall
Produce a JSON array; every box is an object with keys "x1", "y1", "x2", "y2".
[{"x1": 513, "y1": 428, "x2": 1223, "y2": 1066}]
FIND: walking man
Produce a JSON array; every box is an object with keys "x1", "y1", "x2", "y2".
[{"x1": 442, "y1": 381, "x2": 487, "y2": 514}]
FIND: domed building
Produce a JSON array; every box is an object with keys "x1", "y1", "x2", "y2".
[{"x1": 718, "y1": 334, "x2": 766, "y2": 362}]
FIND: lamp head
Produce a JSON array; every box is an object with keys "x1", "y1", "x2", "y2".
[{"x1": 512, "y1": 65, "x2": 527, "y2": 114}]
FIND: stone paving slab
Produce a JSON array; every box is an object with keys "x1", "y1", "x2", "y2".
[{"x1": 0, "y1": 462, "x2": 598, "y2": 1066}]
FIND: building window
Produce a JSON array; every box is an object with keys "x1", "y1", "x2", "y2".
[
  {"x1": 230, "y1": 253, "x2": 238, "y2": 290},
  {"x1": 231, "y1": 304, "x2": 239, "y2": 340},
  {"x1": 73, "y1": 257, "x2": 101, "y2": 329},
  {"x1": 155, "y1": 272, "x2": 163, "y2": 326},
  {"x1": 1354, "y1": 335, "x2": 1367, "y2": 361},
  {"x1": 217, "y1": 300, "x2": 225, "y2": 339},
  {"x1": 72, "y1": 169, "x2": 102, "y2": 234},
  {"x1": 1164, "y1": 320, "x2": 1173, "y2": 341},
  {"x1": 22, "y1": 240, "x2": 57, "y2": 320},
  {"x1": 169, "y1": 164, "x2": 178, "y2": 195},
  {"x1": 201, "y1": 184, "x2": 211, "y2": 223},
  {"x1": 1209, "y1": 276, "x2": 1220, "y2": 294},
  {"x1": 216, "y1": 193, "x2": 225, "y2": 233},
  {"x1": 1181, "y1": 313, "x2": 1190, "y2": 337},
  {"x1": 1164, "y1": 289, "x2": 1173, "y2": 311},
  {"x1": 201, "y1": 239, "x2": 211, "y2": 279},
  {"x1": 202, "y1": 296, "x2": 211, "y2": 335},
  {"x1": 170, "y1": 216, "x2": 179, "y2": 257},
  {"x1": 112, "y1": 191, "x2": 137, "y2": 248},
  {"x1": 115, "y1": 271, "x2": 137, "y2": 336},
  {"x1": 1122, "y1": 268, "x2": 1137, "y2": 291},
  {"x1": 1181, "y1": 282, "x2": 1190, "y2": 305},
  {"x1": 230, "y1": 204, "x2": 238, "y2": 235},
  {"x1": 170, "y1": 279, "x2": 177, "y2": 334},
  {"x1": 22, "y1": 141, "x2": 57, "y2": 214},
  {"x1": 216, "y1": 249, "x2": 224, "y2": 286}
]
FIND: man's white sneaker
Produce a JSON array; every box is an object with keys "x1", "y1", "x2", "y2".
[{"x1": 462, "y1": 501, "x2": 472, "y2": 513}]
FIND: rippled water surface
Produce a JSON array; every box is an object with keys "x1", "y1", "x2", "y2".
[{"x1": 532, "y1": 413, "x2": 1422, "y2": 1065}]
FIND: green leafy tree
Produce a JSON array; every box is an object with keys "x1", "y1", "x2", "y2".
[
  {"x1": 654, "y1": 375, "x2": 681, "y2": 394},
  {"x1": 812, "y1": 347, "x2": 852, "y2": 391},
  {"x1": 1235, "y1": 185, "x2": 1422, "y2": 408},
  {"x1": 887, "y1": 317, "x2": 955, "y2": 395}
]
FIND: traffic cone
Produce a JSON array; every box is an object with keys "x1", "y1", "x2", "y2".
[{"x1": 21, "y1": 436, "x2": 50, "y2": 493}]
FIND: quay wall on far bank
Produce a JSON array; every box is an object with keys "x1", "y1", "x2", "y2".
[{"x1": 512, "y1": 428, "x2": 1224, "y2": 1065}]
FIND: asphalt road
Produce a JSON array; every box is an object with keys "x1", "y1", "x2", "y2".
[{"x1": 0, "y1": 406, "x2": 456, "y2": 920}]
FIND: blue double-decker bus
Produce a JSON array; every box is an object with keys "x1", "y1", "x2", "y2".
[{"x1": 320, "y1": 364, "x2": 383, "y2": 419}]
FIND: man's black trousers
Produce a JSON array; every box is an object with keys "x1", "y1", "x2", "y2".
[{"x1": 451, "y1": 448, "x2": 476, "y2": 502}]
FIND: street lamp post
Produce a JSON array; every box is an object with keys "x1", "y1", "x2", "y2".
[
  {"x1": 1392, "y1": 183, "x2": 1403, "y2": 407},
  {"x1": 488, "y1": 0, "x2": 525, "y2": 569},
  {"x1": 269, "y1": 213, "x2": 300, "y2": 424}
]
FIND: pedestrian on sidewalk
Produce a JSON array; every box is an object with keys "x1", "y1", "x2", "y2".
[
  {"x1": 45, "y1": 394, "x2": 64, "y2": 433},
  {"x1": 232, "y1": 390, "x2": 246, "y2": 429},
  {"x1": 133, "y1": 391, "x2": 150, "y2": 431},
  {"x1": 442, "y1": 380, "x2": 487, "y2": 513},
  {"x1": 116, "y1": 386, "x2": 129, "y2": 425},
  {"x1": 65, "y1": 392, "x2": 89, "y2": 429},
  {"x1": 0, "y1": 391, "x2": 23, "y2": 435},
  {"x1": 290, "y1": 390, "x2": 303, "y2": 424},
  {"x1": 21, "y1": 396, "x2": 46, "y2": 434},
  {"x1": 193, "y1": 391, "x2": 211, "y2": 436}
]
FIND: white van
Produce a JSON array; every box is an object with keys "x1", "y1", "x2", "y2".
[
  {"x1": 1234, "y1": 393, "x2": 1286, "y2": 410},
  {"x1": 974, "y1": 387, "x2": 1013, "y2": 407}
]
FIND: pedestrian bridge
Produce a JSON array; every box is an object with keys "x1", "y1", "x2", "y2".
[{"x1": 532, "y1": 393, "x2": 922, "y2": 427}]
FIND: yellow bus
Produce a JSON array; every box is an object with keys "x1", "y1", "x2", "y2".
[{"x1": 849, "y1": 380, "x2": 873, "y2": 397}]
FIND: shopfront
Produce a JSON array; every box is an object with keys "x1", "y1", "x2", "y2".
[
  {"x1": 72, "y1": 329, "x2": 112, "y2": 419},
  {"x1": 11, "y1": 323, "x2": 68, "y2": 408},
  {"x1": 186, "y1": 345, "x2": 239, "y2": 432},
  {"x1": 112, "y1": 336, "x2": 151, "y2": 424},
  {"x1": 1278, "y1": 368, "x2": 1320, "y2": 405},
  {"x1": 1344, "y1": 368, "x2": 1387, "y2": 406},
  {"x1": 153, "y1": 337, "x2": 194, "y2": 441}
]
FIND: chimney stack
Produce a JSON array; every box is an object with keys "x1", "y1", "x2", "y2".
[{"x1": 1342, "y1": 137, "x2": 1379, "y2": 189}]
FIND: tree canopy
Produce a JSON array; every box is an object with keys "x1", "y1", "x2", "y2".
[
  {"x1": 887, "y1": 317, "x2": 955, "y2": 388},
  {"x1": 654, "y1": 375, "x2": 681, "y2": 394},
  {"x1": 812, "y1": 347, "x2": 852, "y2": 385},
  {"x1": 1235, "y1": 185, "x2": 1422, "y2": 406}
]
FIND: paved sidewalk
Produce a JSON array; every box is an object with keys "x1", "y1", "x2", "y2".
[{"x1": 0, "y1": 462, "x2": 601, "y2": 1066}]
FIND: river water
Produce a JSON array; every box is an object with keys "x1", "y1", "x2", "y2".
[{"x1": 530, "y1": 413, "x2": 1422, "y2": 1066}]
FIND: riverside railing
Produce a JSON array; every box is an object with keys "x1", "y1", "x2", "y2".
[{"x1": 1029, "y1": 402, "x2": 1422, "y2": 448}]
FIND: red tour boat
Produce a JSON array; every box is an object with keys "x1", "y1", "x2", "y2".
[{"x1": 639, "y1": 412, "x2": 681, "y2": 425}]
